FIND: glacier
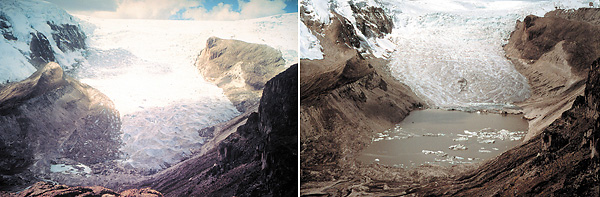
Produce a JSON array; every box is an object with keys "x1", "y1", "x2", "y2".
[
  {"x1": 73, "y1": 14, "x2": 298, "y2": 171},
  {"x1": 382, "y1": 0, "x2": 590, "y2": 109},
  {"x1": 300, "y1": 0, "x2": 591, "y2": 109}
]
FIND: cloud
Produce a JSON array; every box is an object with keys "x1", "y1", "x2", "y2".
[
  {"x1": 45, "y1": 0, "x2": 119, "y2": 12},
  {"x1": 239, "y1": 0, "x2": 287, "y2": 19},
  {"x1": 49, "y1": 0, "x2": 290, "y2": 20},
  {"x1": 181, "y1": 3, "x2": 241, "y2": 21},
  {"x1": 67, "y1": 0, "x2": 200, "y2": 19},
  {"x1": 182, "y1": 0, "x2": 287, "y2": 20}
]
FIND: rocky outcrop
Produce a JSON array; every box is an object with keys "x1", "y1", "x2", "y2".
[
  {"x1": 47, "y1": 22, "x2": 86, "y2": 53},
  {"x1": 350, "y1": 4, "x2": 393, "y2": 39},
  {"x1": 5, "y1": 181, "x2": 162, "y2": 197},
  {"x1": 195, "y1": 37, "x2": 286, "y2": 113},
  {"x1": 300, "y1": 3, "x2": 422, "y2": 185},
  {"x1": 0, "y1": 62, "x2": 122, "y2": 191},
  {"x1": 504, "y1": 8, "x2": 600, "y2": 140},
  {"x1": 29, "y1": 32, "x2": 56, "y2": 67},
  {"x1": 134, "y1": 64, "x2": 298, "y2": 196}
]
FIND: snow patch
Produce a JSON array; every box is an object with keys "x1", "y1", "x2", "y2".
[{"x1": 299, "y1": 21, "x2": 323, "y2": 60}]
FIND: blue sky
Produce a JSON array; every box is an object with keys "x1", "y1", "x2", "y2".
[
  {"x1": 46, "y1": 0, "x2": 298, "y2": 20},
  {"x1": 202, "y1": 0, "x2": 298, "y2": 13}
]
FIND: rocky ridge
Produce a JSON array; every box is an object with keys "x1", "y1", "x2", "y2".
[
  {"x1": 504, "y1": 8, "x2": 600, "y2": 141},
  {"x1": 300, "y1": 0, "x2": 423, "y2": 187},
  {"x1": 0, "y1": 62, "x2": 122, "y2": 191},
  {"x1": 3, "y1": 181, "x2": 162, "y2": 197},
  {"x1": 196, "y1": 37, "x2": 287, "y2": 113}
]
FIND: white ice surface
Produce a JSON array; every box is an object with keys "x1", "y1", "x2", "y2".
[
  {"x1": 74, "y1": 13, "x2": 297, "y2": 171},
  {"x1": 299, "y1": 21, "x2": 323, "y2": 60},
  {"x1": 379, "y1": 0, "x2": 591, "y2": 108},
  {"x1": 301, "y1": 0, "x2": 590, "y2": 109}
]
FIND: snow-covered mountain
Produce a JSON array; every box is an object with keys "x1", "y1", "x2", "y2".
[
  {"x1": 1, "y1": 0, "x2": 298, "y2": 174},
  {"x1": 301, "y1": 0, "x2": 591, "y2": 109},
  {"x1": 73, "y1": 13, "x2": 297, "y2": 171},
  {"x1": 0, "y1": 0, "x2": 86, "y2": 84}
]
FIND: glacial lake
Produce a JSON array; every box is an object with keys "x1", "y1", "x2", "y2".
[{"x1": 358, "y1": 109, "x2": 528, "y2": 168}]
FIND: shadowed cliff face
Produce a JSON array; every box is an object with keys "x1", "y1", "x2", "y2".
[
  {"x1": 196, "y1": 37, "x2": 287, "y2": 113},
  {"x1": 134, "y1": 64, "x2": 298, "y2": 197},
  {"x1": 0, "y1": 62, "x2": 122, "y2": 191}
]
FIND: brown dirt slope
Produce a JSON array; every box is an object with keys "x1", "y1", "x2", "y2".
[
  {"x1": 504, "y1": 8, "x2": 600, "y2": 141},
  {"x1": 300, "y1": 9, "x2": 423, "y2": 183}
]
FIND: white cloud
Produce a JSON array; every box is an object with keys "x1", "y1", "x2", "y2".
[
  {"x1": 239, "y1": 0, "x2": 287, "y2": 19},
  {"x1": 183, "y1": 0, "x2": 287, "y2": 20},
  {"x1": 73, "y1": 0, "x2": 200, "y2": 19},
  {"x1": 66, "y1": 0, "x2": 288, "y2": 20},
  {"x1": 181, "y1": 3, "x2": 241, "y2": 21}
]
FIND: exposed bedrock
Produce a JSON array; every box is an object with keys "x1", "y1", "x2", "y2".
[
  {"x1": 0, "y1": 62, "x2": 122, "y2": 191},
  {"x1": 504, "y1": 8, "x2": 600, "y2": 141},
  {"x1": 4, "y1": 181, "x2": 162, "y2": 197},
  {"x1": 300, "y1": 6, "x2": 423, "y2": 183},
  {"x1": 195, "y1": 37, "x2": 286, "y2": 113},
  {"x1": 134, "y1": 64, "x2": 298, "y2": 196}
]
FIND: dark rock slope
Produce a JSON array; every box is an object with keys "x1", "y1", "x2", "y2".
[
  {"x1": 195, "y1": 37, "x2": 287, "y2": 113},
  {"x1": 0, "y1": 62, "x2": 122, "y2": 191},
  {"x1": 134, "y1": 64, "x2": 298, "y2": 196},
  {"x1": 300, "y1": 1, "x2": 423, "y2": 186}
]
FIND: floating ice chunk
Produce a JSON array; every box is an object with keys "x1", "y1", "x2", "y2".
[
  {"x1": 464, "y1": 130, "x2": 478, "y2": 136},
  {"x1": 453, "y1": 136, "x2": 469, "y2": 142},
  {"x1": 374, "y1": 158, "x2": 380, "y2": 162},
  {"x1": 492, "y1": 147, "x2": 499, "y2": 151},
  {"x1": 423, "y1": 133, "x2": 445, "y2": 137},
  {"x1": 478, "y1": 149, "x2": 492, "y2": 153},
  {"x1": 449, "y1": 144, "x2": 468, "y2": 150},
  {"x1": 422, "y1": 150, "x2": 448, "y2": 157},
  {"x1": 479, "y1": 139, "x2": 495, "y2": 144}
]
